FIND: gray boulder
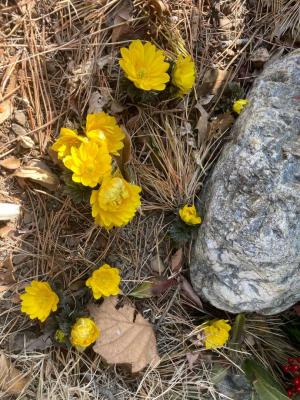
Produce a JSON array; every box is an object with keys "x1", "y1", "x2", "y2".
[{"x1": 191, "y1": 50, "x2": 300, "y2": 315}]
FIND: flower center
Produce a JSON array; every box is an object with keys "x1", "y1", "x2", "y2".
[
  {"x1": 103, "y1": 178, "x2": 129, "y2": 207},
  {"x1": 137, "y1": 68, "x2": 147, "y2": 79}
]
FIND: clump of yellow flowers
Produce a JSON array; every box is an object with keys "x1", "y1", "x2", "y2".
[
  {"x1": 202, "y1": 319, "x2": 231, "y2": 350},
  {"x1": 20, "y1": 264, "x2": 122, "y2": 351},
  {"x1": 119, "y1": 40, "x2": 196, "y2": 96},
  {"x1": 51, "y1": 112, "x2": 141, "y2": 230}
]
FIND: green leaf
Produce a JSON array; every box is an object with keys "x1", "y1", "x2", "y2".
[
  {"x1": 253, "y1": 380, "x2": 290, "y2": 400},
  {"x1": 169, "y1": 218, "x2": 197, "y2": 244},
  {"x1": 129, "y1": 281, "x2": 154, "y2": 299},
  {"x1": 129, "y1": 278, "x2": 178, "y2": 299},
  {"x1": 211, "y1": 366, "x2": 231, "y2": 385},
  {"x1": 229, "y1": 313, "x2": 246, "y2": 351},
  {"x1": 243, "y1": 359, "x2": 283, "y2": 392},
  {"x1": 61, "y1": 169, "x2": 92, "y2": 204}
]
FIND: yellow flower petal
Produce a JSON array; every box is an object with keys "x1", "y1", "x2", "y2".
[
  {"x1": 86, "y1": 264, "x2": 121, "y2": 299},
  {"x1": 20, "y1": 281, "x2": 59, "y2": 322},
  {"x1": 90, "y1": 174, "x2": 141, "y2": 229},
  {"x1": 86, "y1": 112, "x2": 125, "y2": 156},
  {"x1": 70, "y1": 317, "x2": 99, "y2": 350},
  {"x1": 172, "y1": 55, "x2": 196, "y2": 95},
  {"x1": 179, "y1": 204, "x2": 201, "y2": 225},
  {"x1": 63, "y1": 141, "x2": 112, "y2": 187},
  {"x1": 119, "y1": 40, "x2": 170, "y2": 91},
  {"x1": 51, "y1": 128, "x2": 87, "y2": 160}
]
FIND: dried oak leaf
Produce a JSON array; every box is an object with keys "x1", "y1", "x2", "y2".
[
  {"x1": 0, "y1": 352, "x2": 29, "y2": 395},
  {"x1": 170, "y1": 248, "x2": 183, "y2": 273},
  {"x1": 89, "y1": 297, "x2": 160, "y2": 373}
]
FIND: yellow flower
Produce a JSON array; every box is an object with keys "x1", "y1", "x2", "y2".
[
  {"x1": 233, "y1": 99, "x2": 249, "y2": 114},
  {"x1": 70, "y1": 317, "x2": 99, "y2": 351},
  {"x1": 172, "y1": 55, "x2": 195, "y2": 95},
  {"x1": 179, "y1": 204, "x2": 201, "y2": 225},
  {"x1": 63, "y1": 141, "x2": 112, "y2": 187},
  {"x1": 202, "y1": 319, "x2": 231, "y2": 350},
  {"x1": 86, "y1": 264, "x2": 121, "y2": 299},
  {"x1": 86, "y1": 112, "x2": 125, "y2": 156},
  {"x1": 90, "y1": 174, "x2": 141, "y2": 229},
  {"x1": 51, "y1": 128, "x2": 87, "y2": 160},
  {"x1": 119, "y1": 40, "x2": 170, "y2": 91},
  {"x1": 20, "y1": 281, "x2": 59, "y2": 322}
]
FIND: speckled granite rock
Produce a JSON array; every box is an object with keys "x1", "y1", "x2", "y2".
[
  {"x1": 191, "y1": 50, "x2": 300, "y2": 315},
  {"x1": 215, "y1": 371, "x2": 252, "y2": 400}
]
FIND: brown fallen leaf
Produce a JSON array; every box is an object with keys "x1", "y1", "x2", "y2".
[
  {"x1": 208, "y1": 112, "x2": 235, "y2": 139},
  {"x1": 0, "y1": 72, "x2": 17, "y2": 125},
  {"x1": 0, "y1": 157, "x2": 21, "y2": 170},
  {"x1": 170, "y1": 248, "x2": 183, "y2": 273},
  {"x1": 198, "y1": 69, "x2": 229, "y2": 104},
  {"x1": 180, "y1": 275, "x2": 203, "y2": 308},
  {"x1": 119, "y1": 125, "x2": 132, "y2": 166},
  {"x1": 0, "y1": 224, "x2": 15, "y2": 238},
  {"x1": 116, "y1": 125, "x2": 132, "y2": 179},
  {"x1": 0, "y1": 254, "x2": 16, "y2": 286},
  {"x1": 13, "y1": 160, "x2": 60, "y2": 191},
  {"x1": 194, "y1": 103, "x2": 208, "y2": 141},
  {"x1": 186, "y1": 351, "x2": 201, "y2": 370},
  {"x1": 88, "y1": 90, "x2": 110, "y2": 114},
  {"x1": 294, "y1": 304, "x2": 300, "y2": 316},
  {"x1": 0, "y1": 352, "x2": 29, "y2": 395},
  {"x1": 147, "y1": 0, "x2": 169, "y2": 15},
  {"x1": 0, "y1": 100, "x2": 13, "y2": 125},
  {"x1": 111, "y1": 1, "x2": 133, "y2": 43},
  {"x1": 89, "y1": 297, "x2": 160, "y2": 373},
  {"x1": 0, "y1": 285, "x2": 11, "y2": 293},
  {"x1": 151, "y1": 252, "x2": 165, "y2": 275}
]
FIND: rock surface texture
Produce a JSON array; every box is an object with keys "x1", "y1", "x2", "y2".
[{"x1": 191, "y1": 50, "x2": 300, "y2": 315}]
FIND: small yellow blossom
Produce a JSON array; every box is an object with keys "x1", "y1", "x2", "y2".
[
  {"x1": 90, "y1": 174, "x2": 141, "y2": 229},
  {"x1": 63, "y1": 141, "x2": 112, "y2": 187},
  {"x1": 70, "y1": 317, "x2": 99, "y2": 351},
  {"x1": 55, "y1": 329, "x2": 66, "y2": 343},
  {"x1": 119, "y1": 40, "x2": 170, "y2": 91},
  {"x1": 20, "y1": 281, "x2": 59, "y2": 322},
  {"x1": 86, "y1": 264, "x2": 121, "y2": 299},
  {"x1": 233, "y1": 99, "x2": 249, "y2": 114},
  {"x1": 179, "y1": 204, "x2": 201, "y2": 225},
  {"x1": 51, "y1": 128, "x2": 87, "y2": 160},
  {"x1": 172, "y1": 55, "x2": 195, "y2": 95},
  {"x1": 86, "y1": 112, "x2": 125, "y2": 156},
  {"x1": 202, "y1": 319, "x2": 231, "y2": 350}
]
